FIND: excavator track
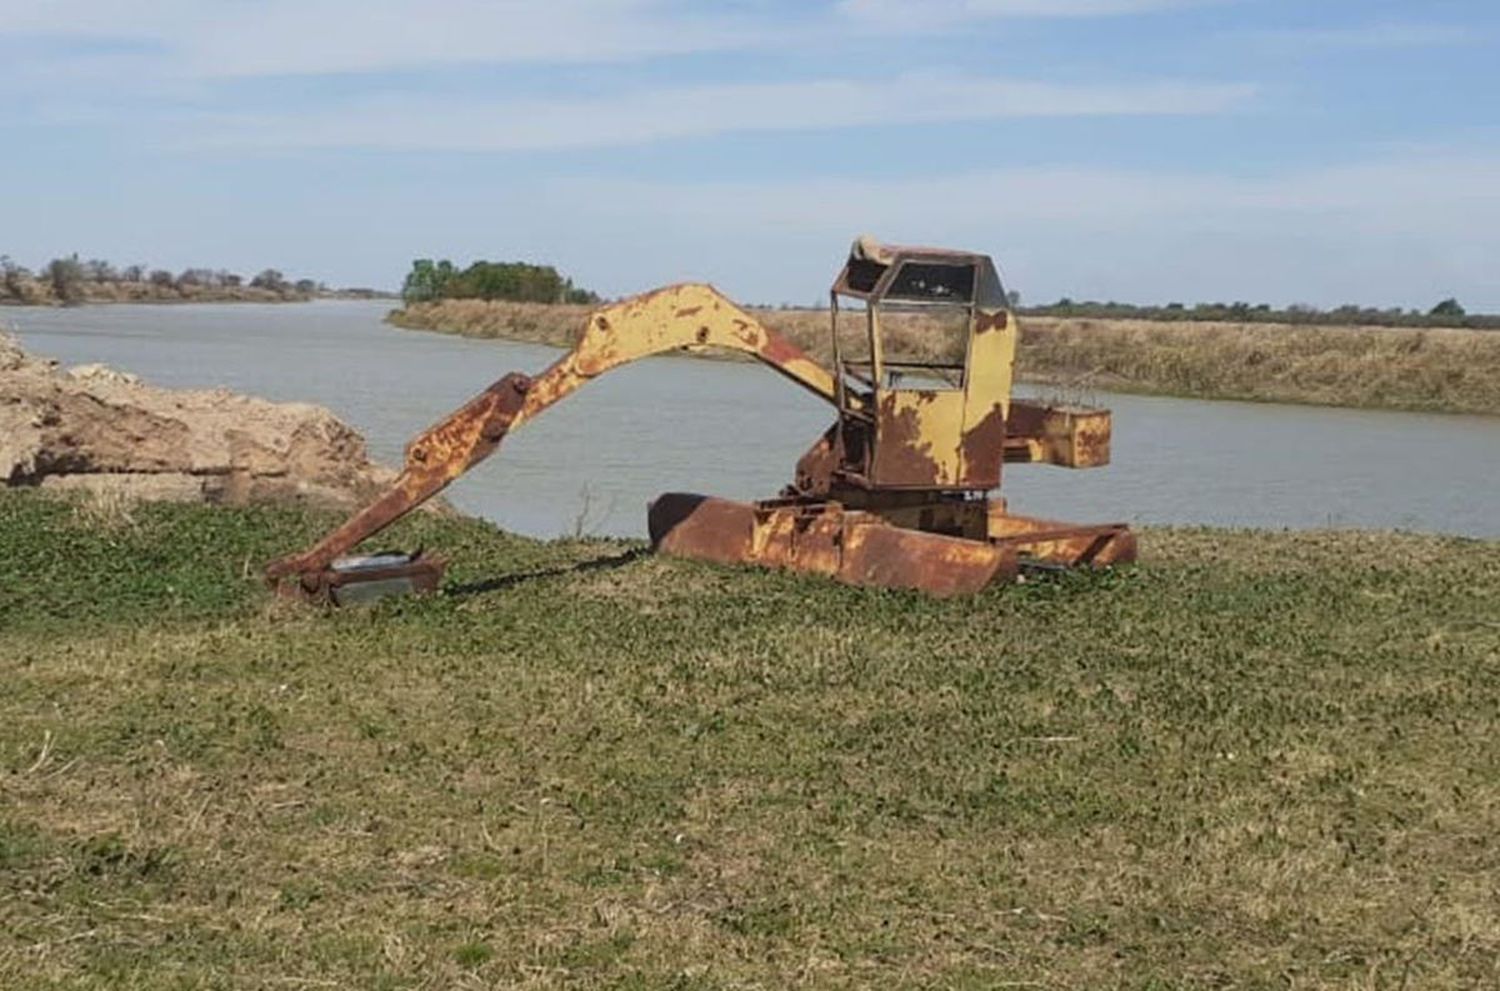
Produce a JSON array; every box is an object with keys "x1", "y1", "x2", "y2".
[{"x1": 649, "y1": 493, "x2": 1135, "y2": 596}]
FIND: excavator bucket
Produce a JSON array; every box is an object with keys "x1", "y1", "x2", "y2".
[{"x1": 272, "y1": 551, "x2": 446, "y2": 605}]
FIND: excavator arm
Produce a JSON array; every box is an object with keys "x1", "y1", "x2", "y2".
[{"x1": 263, "y1": 284, "x2": 839, "y2": 595}]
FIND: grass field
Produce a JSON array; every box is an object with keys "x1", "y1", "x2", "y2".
[
  {"x1": 389, "y1": 300, "x2": 1500, "y2": 416},
  {"x1": 3, "y1": 491, "x2": 1499, "y2": 988}
]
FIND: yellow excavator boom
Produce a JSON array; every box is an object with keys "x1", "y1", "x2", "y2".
[{"x1": 264, "y1": 284, "x2": 842, "y2": 592}]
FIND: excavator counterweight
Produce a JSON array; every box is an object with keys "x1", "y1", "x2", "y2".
[{"x1": 264, "y1": 238, "x2": 1135, "y2": 601}]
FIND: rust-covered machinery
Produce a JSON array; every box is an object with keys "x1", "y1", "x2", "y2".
[{"x1": 265, "y1": 238, "x2": 1134, "y2": 601}]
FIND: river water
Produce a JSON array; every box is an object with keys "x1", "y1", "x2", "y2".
[{"x1": 6, "y1": 300, "x2": 1497, "y2": 539}]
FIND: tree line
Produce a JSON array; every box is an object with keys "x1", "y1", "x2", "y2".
[
  {"x1": 401, "y1": 259, "x2": 599, "y2": 306},
  {"x1": 0, "y1": 254, "x2": 322, "y2": 305},
  {"x1": 1012, "y1": 294, "x2": 1497, "y2": 331}
]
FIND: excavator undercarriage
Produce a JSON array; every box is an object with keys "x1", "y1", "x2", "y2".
[{"x1": 265, "y1": 238, "x2": 1135, "y2": 601}]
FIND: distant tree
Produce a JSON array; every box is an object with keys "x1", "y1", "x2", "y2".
[
  {"x1": 404, "y1": 258, "x2": 597, "y2": 305},
  {"x1": 1006, "y1": 289, "x2": 1021, "y2": 308},
  {"x1": 448, "y1": 261, "x2": 513, "y2": 301},
  {"x1": 182, "y1": 268, "x2": 225, "y2": 288},
  {"x1": 250, "y1": 269, "x2": 287, "y2": 292},
  {"x1": 222, "y1": 272, "x2": 243, "y2": 288},
  {"x1": 561, "y1": 277, "x2": 600, "y2": 305},
  {"x1": 1429, "y1": 298, "x2": 1465, "y2": 319},
  {"x1": 401, "y1": 259, "x2": 456, "y2": 304},
  {"x1": 47, "y1": 255, "x2": 86, "y2": 303},
  {"x1": 121, "y1": 264, "x2": 147, "y2": 283},
  {"x1": 149, "y1": 269, "x2": 176, "y2": 288},
  {"x1": 83, "y1": 258, "x2": 117, "y2": 282},
  {"x1": 1, "y1": 255, "x2": 29, "y2": 299},
  {"x1": 293, "y1": 278, "x2": 318, "y2": 295}
]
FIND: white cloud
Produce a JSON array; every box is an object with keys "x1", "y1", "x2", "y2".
[
  {"x1": 1247, "y1": 22, "x2": 1473, "y2": 52},
  {"x1": 186, "y1": 1, "x2": 769, "y2": 77},
  {"x1": 186, "y1": 73, "x2": 1253, "y2": 152},
  {"x1": 0, "y1": 0, "x2": 187, "y2": 37},
  {"x1": 0, "y1": 0, "x2": 773, "y2": 77},
  {"x1": 498, "y1": 150, "x2": 1500, "y2": 309},
  {"x1": 838, "y1": 0, "x2": 1206, "y2": 28},
  {"x1": 4, "y1": 0, "x2": 1225, "y2": 80}
]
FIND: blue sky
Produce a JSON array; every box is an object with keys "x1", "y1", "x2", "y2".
[{"x1": 3, "y1": 0, "x2": 1498, "y2": 309}]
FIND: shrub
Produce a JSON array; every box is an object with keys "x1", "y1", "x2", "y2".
[
  {"x1": 250, "y1": 269, "x2": 287, "y2": 292},
  {"x1": 46, "y1": 255, "x2": 86, "y2": 304}
]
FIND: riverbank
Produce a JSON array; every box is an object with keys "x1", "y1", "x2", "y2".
[
  {"x1": 1, "y1": 281, "x2": 315, "y2": 306},
  {"x1": 1, "y1": 332, "x2": 397, "y2": 509},
  {"x1": 390, "y1": 299, "x2": 1500, "y2": 416},
  {"x1": 4, "y1": 491, "x2": 1498, "y2": 987}
]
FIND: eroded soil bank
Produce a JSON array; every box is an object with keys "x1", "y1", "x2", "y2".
[{"x1": 1, "y1": 332, "x2": 395, "y2": 508}]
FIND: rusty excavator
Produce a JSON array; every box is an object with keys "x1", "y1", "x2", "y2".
[{"x1": 265, "y1": 238, "x2": 1135, "y2": 602}]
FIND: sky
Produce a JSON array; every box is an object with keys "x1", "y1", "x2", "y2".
[{"x1": 2, "y1": 0, "x2": 1498, "y2": 310}]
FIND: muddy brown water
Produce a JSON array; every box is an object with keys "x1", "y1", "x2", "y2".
[{"x1": 8, "y1": 300, "x2": 1498, "y2": 539}]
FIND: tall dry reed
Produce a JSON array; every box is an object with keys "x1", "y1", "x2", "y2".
[{"x1": 388, "y1": 301, "x2": 1500, "y2": 415}]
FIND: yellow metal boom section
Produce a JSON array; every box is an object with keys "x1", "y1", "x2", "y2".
[
  {"x1": 264, "y1": 284, "x2": 838, "y2": 583},
  {"x1": 513, "y1": 283, "x2": 839, "y2": 430}
]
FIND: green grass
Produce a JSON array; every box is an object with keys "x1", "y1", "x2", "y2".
[{"x1": 3, "y1": 490, "x2": 1499, "y2": 988}]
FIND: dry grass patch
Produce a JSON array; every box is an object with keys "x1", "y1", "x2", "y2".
[{"x1": 390, "y1": 300, "x2": 1500, "y2": 415}]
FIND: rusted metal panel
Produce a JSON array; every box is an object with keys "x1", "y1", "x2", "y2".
[
  {"x1": 957, "y1": 401, "x2": 1006, "y2": 490},
  {"x1": 1004, "y1": 401, "x2": 1113, "y2": 468},
  {"x1": 653, "y1": 494, "x2": 1019, "y2": 595},
  {"x1": 648, "y1": 492, "x2": 757, "y2": 565},
  {"x1": 840, "y1": 519, "x2": 1017, "y2": 596},
  {"x1": 987, "y1": 508, "x2": 1137, "y2": 569},
  {"x1": 1067, "y1": 409, "x2": 1113, "y2": 468},
  {"x1": 859, "y1": 497, "x2": 988, "y2": 540},
  {"x1": 791, "y1": 423, "x2": 842, "y2": 496},
  {"x1": 754, "y1": 502, "x2": 844, "y2": 577},
  {"x1": 652, "y1": 492, "x2": 1135, "y2": 592},
  {"x1": 958, "y1": 302, "x2": 1017, "y2": 487},
  {"x1": 868, "y1": 390, "x2": 964, "y2": 488}
]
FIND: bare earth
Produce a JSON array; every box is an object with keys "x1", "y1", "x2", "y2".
[{"x1": 0, "y1": 332, "x2": 395, "y2": 508}]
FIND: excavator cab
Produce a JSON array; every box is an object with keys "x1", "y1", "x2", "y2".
[{"x1": 827, "y1": 238, "x2": 1015, "y2": 492}]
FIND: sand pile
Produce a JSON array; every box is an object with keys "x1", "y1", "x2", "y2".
[{"x1": 1, "y1": 332, "x2": 396, "y2": 508}]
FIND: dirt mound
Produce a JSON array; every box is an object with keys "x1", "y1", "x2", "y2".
[{"x1": 1, "y1": 332, "x2": 397, "y2": 508}]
